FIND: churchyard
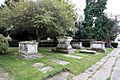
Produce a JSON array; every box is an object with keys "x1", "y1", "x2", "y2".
[
  {"x1": 0, "y1": 46, "x2": 113, "y2": 80},
  {"x1": 0, "y1": 0, "x2": 120, "y2": 80}
]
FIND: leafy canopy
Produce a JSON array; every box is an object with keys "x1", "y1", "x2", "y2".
[{"x1": 0, "y1": 0, "x2": 76, "y2": 40}]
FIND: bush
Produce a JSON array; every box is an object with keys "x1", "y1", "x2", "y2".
[
  {"x1": 9, "y1": 40, "x2": 19, "y2": 47},
  {"x1": 0, "y1": 34, "x2": 9, "y2": 55},
  {"x1": 111, "y1": 43, "x2": 118, "y2": 48}
]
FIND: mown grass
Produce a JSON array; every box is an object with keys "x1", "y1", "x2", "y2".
[{"x1": 0, "y1": 47, "x2": 113, "y2": 80}]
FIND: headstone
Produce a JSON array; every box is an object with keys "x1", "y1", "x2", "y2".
[
  {"x1": 32, "y1": 62, "x2": 45, "y2": 68},
  {"x1": 64, "y1": 54, "x2": 82, "y2": 59},
  {"x1": 52, "y1": 37, "x2": 76, "y2": 54},
  {"x1": 50, "y1": 59, "x2": 70, "y2": 65},
  {"x1": 39, "y1": 66, "x2": 53, "y2": 73},
  {"x1": 32, "y1": 62, "x2": 53, "y2": 73},
  {"x1": 19, "y1": 41, "x2": 41, "y2": 59},
  {"x1": 71, "y1": 42, "x2": 82, "y2": 49},
  {"x1": 90, "y1": 41, "x2": 106, "y2": 52}
]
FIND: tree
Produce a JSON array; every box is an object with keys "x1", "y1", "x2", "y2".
[
  {"x1": 83, "y1": 1, "x2": 113, "y2": 39},
  {"x1": 32, "y1": 0, "x2": 76, "y2": 41},
  {"x1": 75, "y1": 20, "x2": 84, "y2": 38},
  {"x1": 4, "y1": 0, "x2": 19, "y2": 7},
  {"x1": 83, "y1": 0, "x2": 108, "y2": 39},
  {"x1": 0, "y1": 0, "x2": 76, "y2": 41},
  {"x1": 1, "y1": 0, "x2": 76, "y2": 41},
  {"x1": 92, "y1": 14, "x2": 117, "y2": 47},
  {"x1": 0, "y1": 6, "x2": 13, "y2": 36},
  {"x1": 80, "y1": 0, "x2": 116, "y2": 47},
  {"x1": 110, "y1": 16, "x2": 120, "y2": 40}
]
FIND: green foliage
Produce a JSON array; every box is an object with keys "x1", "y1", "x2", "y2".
[
  {"x1": 82, "y1": 0, "x2": 115, "y2": 41},
  {"x1": 33, "y1": 0, "x2": 76, "y2": 37},
  {"x1": 0, "y1": 0, "x2": 76, "y2": 41},
  {"x1": 75, "y1": 21, "x2": 84, "y2": 38},
  {"x1": 0, "y1": 34, "x2": 9, "y2": 55},
  {"x1": 94, "y1": 15, "x2": 116, "y2": 40}
]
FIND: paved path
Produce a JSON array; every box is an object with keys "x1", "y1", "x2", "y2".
[
  {"x1": 73, "y1": 48, "x2": 120, "y2": 80},
  {"x1": 0, "y1": 68, "x2": 14, "y2": 80}
]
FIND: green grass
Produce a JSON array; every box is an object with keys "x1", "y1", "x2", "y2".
[{"x1": 0, "y1": 47, "x2": 113, "y2": 80}]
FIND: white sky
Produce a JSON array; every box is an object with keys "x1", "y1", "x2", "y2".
[
  {"x1": 71, "y1": 0, "x2": 120, "y2": 15},
  {"x1": 0, "y1": 0, "x2": 120, "y2": 15}
]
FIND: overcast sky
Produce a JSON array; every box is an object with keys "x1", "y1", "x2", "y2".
[{"x1": 0, "y1": 0, "x2": 120, "y2": 15}]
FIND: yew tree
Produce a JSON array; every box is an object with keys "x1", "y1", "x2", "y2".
[{"x1": 82, "y1": 0, "x2": 116, "y2": 47}]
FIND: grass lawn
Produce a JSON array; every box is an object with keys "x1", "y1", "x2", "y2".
[{"x1": 0, "y1": 47, "x2": 113, "y2": 80}]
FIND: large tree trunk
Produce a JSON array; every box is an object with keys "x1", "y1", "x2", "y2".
[
  {"x1": 36, "y1": 28, "x2": 44, "y2": 42},
  {"x1": 106, "y1": 32, "x2": 113, "y2": 48},
  {"x1": 36, "y1": 28, "x2": 39, "y2": 42},
  {"x1": 106, "y1": 39, "x2": 112, "y2": 48}
]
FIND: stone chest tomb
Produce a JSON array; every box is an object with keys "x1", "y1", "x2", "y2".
[
  {"x1": 19, "y1": 41, "x2": 41, "y2": 59},
  {"x1": 90, "y1": 41, "x2": 106, "y2": 52},
  {"x1": 52, "y1": 37, "x2": 76, "y2": 54}
]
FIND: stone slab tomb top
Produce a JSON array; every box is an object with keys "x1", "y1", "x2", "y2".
[
  {"x1": 32, "y1": 62, "x2": 53, "y2": 73},
  {"x1": 19, "y1": 41, "x2": 38, "y2": 44},
  {"x1": 90, "y1": 41, "x2": 106, "y2": 44},
  {"x1": 50, "y1": 59, "x2": 70, "y2": 65},
  {"x1": 80, "y1": 50, "x2": 97, "y2": 54}
]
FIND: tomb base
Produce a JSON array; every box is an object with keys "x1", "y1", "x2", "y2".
[
  {"x1": 89, "y1": 48, "x2": 106, "y2": 52},
  {"x1": 52, "y1": 48, "x2": 76, "y2": 54},
  {"x1": 19, "y1": 53, "x2": 41, "y2": 59},
  {"x1": 90, "y1": 41, "x2": 106, "y2": 52}
]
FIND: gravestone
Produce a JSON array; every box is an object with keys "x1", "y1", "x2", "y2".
[
  {"x1": 52, "y1": 37, "x2": 76, "y2": 54},
  {"x1": 90, "y1": 41, "x2": 106, "y2": 52},
  {"x1": 71, "y1": 42, "x2": 82, "y2": 49},
  {"x1": 19, "y1": 41, "x2": 41, "y2": 59},
  {"x1": 64, "y1": 54, "x2": 82, "y2": 59},
  {"x1": 49, "y1": 59, "x2": 70, "y2": 65},
  {"x1": 80, "y1": 50, "x2": 97, "y2": 54},
  {"x1": 32, "y1": 62, "x2": 53, "y2": 73}
]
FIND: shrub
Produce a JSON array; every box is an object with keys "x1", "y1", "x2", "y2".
[
  {"x1": 9, "y1": 40, "x2": 19, "y2": 47},
  {"x1": 111, "y1": 43, "x2": 118, "y2": 48},
  {"x1": 0, "y1": 34, "x2": 9, "y2": 55}
]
